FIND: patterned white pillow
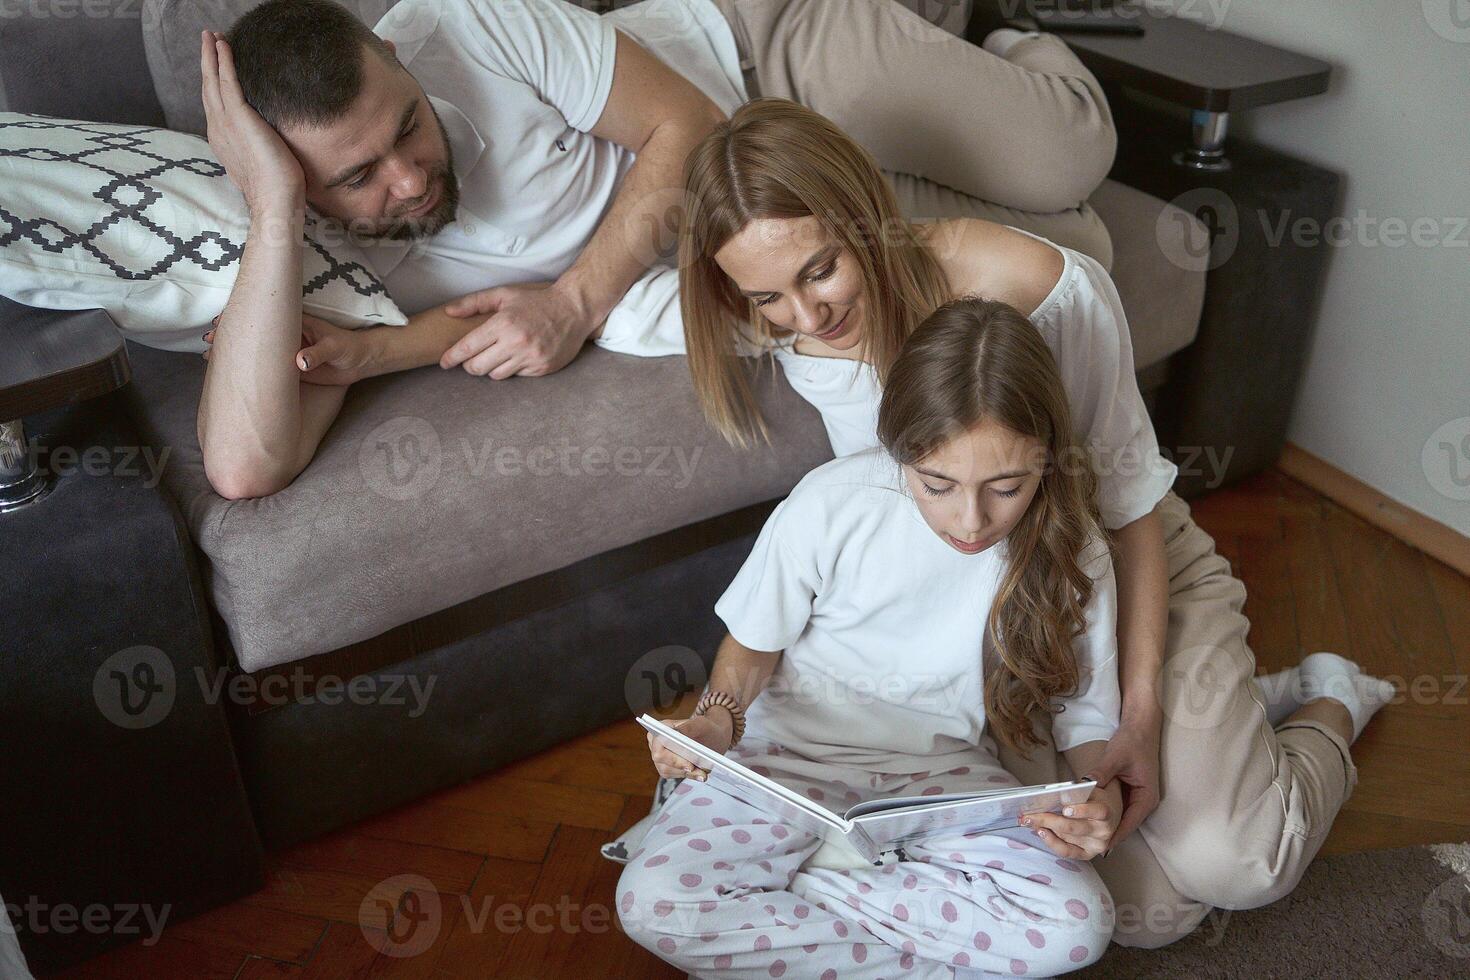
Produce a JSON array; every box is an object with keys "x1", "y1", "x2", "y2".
[{"x1": 0, "y1": 113, "x2": 406, "y2": 352}]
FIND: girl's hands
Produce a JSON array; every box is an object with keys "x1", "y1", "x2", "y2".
[
  {"x1": 1019, "y1": 783, "x2": 1121, "y2": 861},
  {"x1": 645, "y1": 713, "x2": 734, "y2": 781}
]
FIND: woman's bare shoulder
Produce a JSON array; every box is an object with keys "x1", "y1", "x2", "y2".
[{"x1": 918, "y1": 218, "x2": 1066, "y2": 316}]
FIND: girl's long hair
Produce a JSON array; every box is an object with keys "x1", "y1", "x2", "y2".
[
  {"x1": 877, "y1": 298, "x2": 1107, "y2": 755},
  {"x1": 679, "y1": 98, "x2": 952, "y2": 447}
]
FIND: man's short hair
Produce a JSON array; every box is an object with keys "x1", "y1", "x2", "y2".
[{"x1": 227, "y1": 0, "x2": 398, "y2": 131}]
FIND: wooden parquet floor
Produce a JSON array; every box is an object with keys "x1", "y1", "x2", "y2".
[{"x1": 55, "y1": 469, "x2": 1470, "y2": 979}]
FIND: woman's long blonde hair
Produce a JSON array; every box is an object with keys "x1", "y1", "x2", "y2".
[
  {"x1": 679, "y1": 98, "x2": 952, "y2": 447},
  {"x1": 877, "y1": 298, "x2": 1107, "y2": 756}
]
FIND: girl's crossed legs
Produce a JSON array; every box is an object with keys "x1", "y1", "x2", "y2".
[{"x1": 617, "y1": 738, "x2": 1114, "y2": 978}]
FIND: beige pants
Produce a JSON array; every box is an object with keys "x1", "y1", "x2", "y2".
[
  {"x1": 994, "y1": 491, "x2": 1359, "y2": 948},
  {"x1": 708, "y1": 0, "x2": 1117, "y2": 266}
]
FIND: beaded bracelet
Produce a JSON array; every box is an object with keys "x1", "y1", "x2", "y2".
[{"x1": 694, "y1": 689, "x2": 747, "y2": 747}]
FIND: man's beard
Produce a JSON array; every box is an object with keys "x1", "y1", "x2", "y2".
[
  {"x1": 330, "y1": 101, "x2": 462, "y2": 243},
  {"x1": 376, "y1": 163, "x2": 460, "y2": 241}
]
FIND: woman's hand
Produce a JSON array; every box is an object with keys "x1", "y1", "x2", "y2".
[
  {"x1": 1019, "y1": 782, "x2": 1122, "y2": 861},
  {"x1": 645, "y1": 712, "x2": 734, "y2": 781},
  {"x1": 1081, "y1": 711, "x2": 1162, "y2": 847}
]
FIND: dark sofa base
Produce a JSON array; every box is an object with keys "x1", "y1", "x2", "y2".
[
  {"x1": 227, "y1": 504, "x2": 774, "y2": 848},
  {"x1": 0, "y1": 394, "x2": 265, "y2": 976}
]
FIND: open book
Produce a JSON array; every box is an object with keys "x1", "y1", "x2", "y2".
[{"x1": 639, "y1": 714, "x2": 1095, "y2": 865}]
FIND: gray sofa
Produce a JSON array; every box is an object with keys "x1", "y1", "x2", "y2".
[{"x1": 0, "y1": 0, "x2": 1206, "y2": 973}]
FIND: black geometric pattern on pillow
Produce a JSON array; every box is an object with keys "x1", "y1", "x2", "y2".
[{"x1": 0, "y1": 115, "x2": 390, "y2": 300}]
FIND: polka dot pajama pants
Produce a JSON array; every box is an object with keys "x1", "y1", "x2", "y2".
[{"x1": 617, "y1": 737, "x2": 1114, "y2": 977}]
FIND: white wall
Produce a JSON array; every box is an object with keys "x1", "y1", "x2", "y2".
[{"x1": 1159, "y1": 0, "x2": 1470, "y2": 535}]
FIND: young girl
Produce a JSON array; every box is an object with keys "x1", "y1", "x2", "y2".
[{"x1": 618, "y1": 298, "x2": 1122, "y2": 978}]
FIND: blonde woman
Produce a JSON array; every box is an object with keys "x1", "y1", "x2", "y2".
[{"x1": 610, "y1": 99, "x2": 1394, "y2": 949}]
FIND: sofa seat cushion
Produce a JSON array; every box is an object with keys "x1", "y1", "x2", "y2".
[
  {"x1": 123, "y1": 343, "x2": 832, "y2": 672},
  {"x1": 1090, "y1": 178, "x2": 1207, "y2": 370}
]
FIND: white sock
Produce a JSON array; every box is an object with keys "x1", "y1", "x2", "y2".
[
  {"x1": 982, "y1": 27, "x2": 1042, "y2": 58},
  {"x1": 1296, "y1": 652, "x2": 1397, "y2": 742},
  {"x1": 1254, "y1": 666, "x2": 1304, "y2": 727}
]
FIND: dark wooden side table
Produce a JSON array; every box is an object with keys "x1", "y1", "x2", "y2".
[
  {"x1": 971, "y1": 3, "x2": 1341, "y2": 496},
  {"x1": 0, "y1": 306, "x2": 130, "y2": 511}
]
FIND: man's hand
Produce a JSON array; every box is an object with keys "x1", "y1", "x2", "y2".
[
  {"x1": 1081, "y1": 711, "x2": 1163, "y2": 848},
  {"x1": 439, "y1": 282, "x2": 597, "y2": 379},
  {"x1": 200, "y1": 29, "x2": 304, "y2": 214},
  {"x1": 204, "y1": 312, "x2": 378, "y2": 387}
]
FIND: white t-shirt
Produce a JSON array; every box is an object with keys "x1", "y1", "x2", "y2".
[
  {"x1": 359, "y1": 0, "x2": 746, "y2": 314},
  {"x1": 715, "y1": 449, "x2": 1121, "y2": 774}
]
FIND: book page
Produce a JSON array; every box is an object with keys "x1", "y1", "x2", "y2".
[{"x1": 848, "y1": 782, "x2": 1096, "y2": 852}]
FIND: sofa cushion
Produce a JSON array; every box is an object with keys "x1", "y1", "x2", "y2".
[
  {"x1": 123, "y1": 342, "x2": 833, "y2": 672},
  {"x1": 0, "y1": 112, "x2": 406, "y2": 352},
  {"x1": 1090, "y1": 178, "x2": 1207, "y2": 370}
]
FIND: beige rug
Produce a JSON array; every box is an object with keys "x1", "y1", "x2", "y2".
[{"x1": 1080, "y1": 841, "x2": 1470, "y2": 977}]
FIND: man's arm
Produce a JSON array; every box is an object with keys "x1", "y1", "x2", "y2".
[
  {"x1": 441, "y1": 31, "x2": 725, "y2": 378},
  {"x1": 196, "y1": 31, "x2": 343, "y2": 500}
]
